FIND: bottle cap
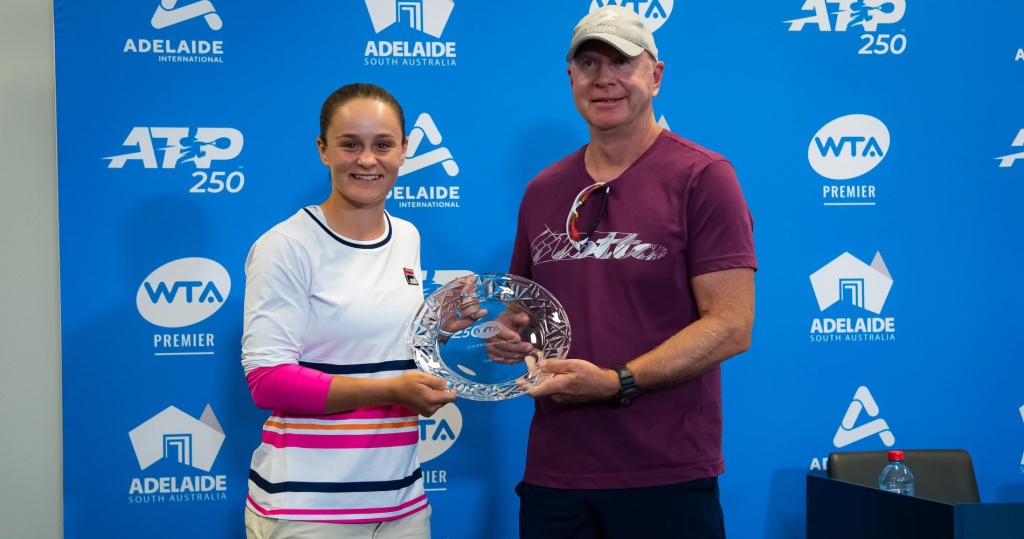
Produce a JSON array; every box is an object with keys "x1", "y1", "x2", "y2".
[{"x1": 888, "y1": 450, "x2": 905, "y2": 461}]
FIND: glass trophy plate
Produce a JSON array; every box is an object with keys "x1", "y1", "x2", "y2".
[{"x1": 410, "y1": 273, "x2": 571, "y2": 401}]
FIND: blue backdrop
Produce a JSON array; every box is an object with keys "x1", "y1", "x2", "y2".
[{"x1": 54, "y1": 1, "x2": 1024, "y2": 537}]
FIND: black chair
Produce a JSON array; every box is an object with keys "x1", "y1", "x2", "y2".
[{"x1": 827, "y1": 449, "x2": 980, "y2": 504}]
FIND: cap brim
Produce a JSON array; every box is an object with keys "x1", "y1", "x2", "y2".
[{"x1": 566, "y1": 34, "x2": 645, "y2": 62}]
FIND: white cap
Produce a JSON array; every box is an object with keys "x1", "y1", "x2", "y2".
[{"x1": 566, "y1": 5, "x2": 659, "y2": 62}]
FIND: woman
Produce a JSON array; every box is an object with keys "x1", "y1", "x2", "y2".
[{"x1": 241, "y1": 83, "x2": 456, "y2": 538}]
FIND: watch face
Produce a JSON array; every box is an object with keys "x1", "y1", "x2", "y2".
[{"x1": 619, "y1": 393, "x2": 638, "y2": 406}]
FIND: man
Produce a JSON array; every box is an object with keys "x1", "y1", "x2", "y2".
[{"x1": 508, "y1": 5, "x2": 757, "y2": 538}]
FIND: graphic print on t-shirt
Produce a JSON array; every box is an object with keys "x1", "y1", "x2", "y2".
[{"x1": 530, "y1": 226, "x2": 667, "y2": 265}]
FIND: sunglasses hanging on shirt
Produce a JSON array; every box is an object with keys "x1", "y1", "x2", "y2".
[{"x1": 566, "y1": 182, "x2": 610, "y2": 250}]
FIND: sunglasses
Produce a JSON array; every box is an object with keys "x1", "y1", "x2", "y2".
[{"x1": 565, "y1": 182, "x2": 610, "y2": 249}]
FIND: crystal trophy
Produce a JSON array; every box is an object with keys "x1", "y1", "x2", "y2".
[{"x1": 409, "y1": 273, "x2": 571, "y2": 401}]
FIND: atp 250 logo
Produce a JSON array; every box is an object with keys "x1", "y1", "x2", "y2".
[
  {"x1": 786, "y1": 1, "x2": 907, "y2": 56},
  {"x1": 105, "y1": 127, "x2": 245, "y2": 194}
]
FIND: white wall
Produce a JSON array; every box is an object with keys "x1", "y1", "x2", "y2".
[{"x1": 0, "y1": 1, "x2": 63, "y2": 537}]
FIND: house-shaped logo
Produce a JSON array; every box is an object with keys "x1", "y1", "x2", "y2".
[
  {"x1": 128, "y1": 405, "x2": 225, "y2": 472},
  {"x1": 365, "y1": 0, "x2": 454, "y2": 38},
  {"x1": 810, "y1": 251, "x2": 892, "y2": 314}
]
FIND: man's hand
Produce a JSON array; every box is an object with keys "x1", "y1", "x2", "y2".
[
  {"x1": 484, "y1": 309, "x2": 536, "y2": 364},
  {"x1": 527, "y1": 359, "x2": 619, "y2": 404}
]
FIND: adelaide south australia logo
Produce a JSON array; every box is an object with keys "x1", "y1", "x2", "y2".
[{"x1": 809, "y1": 251, "x2": 895, "y2": 343}]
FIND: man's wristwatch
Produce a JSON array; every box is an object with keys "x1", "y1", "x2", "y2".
[{"x1": 612, "y1": 364, "x2": 640, "y2": 407}]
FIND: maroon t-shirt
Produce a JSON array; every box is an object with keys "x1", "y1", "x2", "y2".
[{"x1": 509, "y1": 130, "x2": 757, "y2": 489}]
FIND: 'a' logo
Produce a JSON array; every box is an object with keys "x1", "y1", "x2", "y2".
[
  {"x1": 657, "y1": 115, "x2": 670, "y2": 131},
  {"x1": 399, "y1": 114, "x2": 459, "y2": 177},
  {"x1": 996, "y1": 130, "x2": 1024, "y2": 168},
  {"x1": 151, "y1": 0, "x2": 223, "y2": 30},
  {"x1": 1019, "y1": 405, "x2": 1024, "y2": 469},
  {"x1": 833, "y1": 386, "x2": 895, "y2": 448}
]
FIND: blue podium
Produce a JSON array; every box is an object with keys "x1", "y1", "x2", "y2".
[{"x1": 806, "y1": 474, "x2": 1024, "y2": 539}]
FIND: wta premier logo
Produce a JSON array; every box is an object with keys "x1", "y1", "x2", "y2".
[
  {"x1": 364, "y1": 0, "x2": 457, "y2": 67},
  {"x1": 589, "y1": 0, "x2": 674, "y2": 32},
  {"x1": 810, "y1": 115, "x2": 889, "y2": 180},
  {"x1": 127, "y1": 404, "x2": 228, "y2": 504},
  {"x1": 810, "y1": 114, "x2": 889, "y2": 206},
  {"x1": 137, "y1": 257, "x2": 230, "y2": 357},
  {"x1": 418, "y1": 403, "x2": 462, "y2": 463},
  {"x1": 786, "y1": 1, "x2": 907, "y2": 56},
  {"x1": 137, "y1": 257, "x2": 230, "y2": 328},
  {"x1": 418, "y1": 403, "x2": 462, "y2": 493},
  {"x1": 809, "y1": 251, "x2": 896, "y2": 343}
]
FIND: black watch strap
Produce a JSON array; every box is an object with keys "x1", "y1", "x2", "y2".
[{"x1": 612, "y1": 364, "x2": 640, "y2": 407}]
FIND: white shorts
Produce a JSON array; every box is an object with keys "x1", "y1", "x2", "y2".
[{"x1": 245, "y1": 505, "x2": 431, "y2": 539}]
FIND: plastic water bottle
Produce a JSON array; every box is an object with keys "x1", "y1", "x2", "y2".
[{"x1": 878, "y1": 450, "x2": 915, "y2": 496}]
